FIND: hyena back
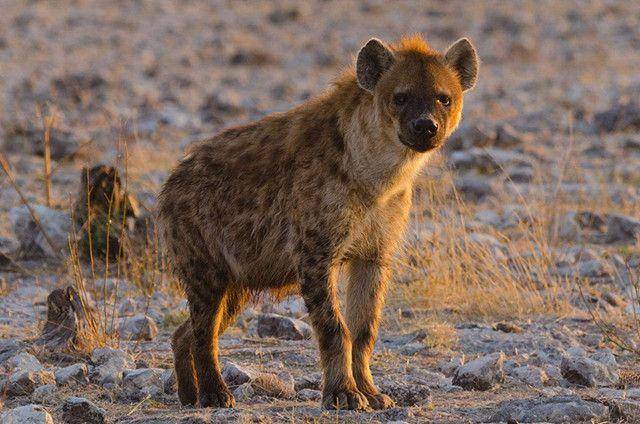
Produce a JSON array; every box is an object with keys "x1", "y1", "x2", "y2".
[{"x1": 158, "y1": 34, "x2": 478, "y2": 410}]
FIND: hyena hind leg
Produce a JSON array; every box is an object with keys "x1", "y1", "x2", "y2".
[{"x1": 171, "y1": 320, "x2": 197, "y2": 406}]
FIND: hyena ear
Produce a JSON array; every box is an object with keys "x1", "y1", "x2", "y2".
[
  {"x1": 445, "y1": 38, "x2": 479, "y2": 91},
  {"x1": 356, "y1": 38, "x2": 395, "y2": 92}
]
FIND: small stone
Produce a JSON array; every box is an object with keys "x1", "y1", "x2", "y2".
[
  {"x1": 222, "y1": 361, "x2": 254, "y2": 387},
  {"x1": 0, "y1": 404, "x2": 54, "y2": 424},
  {"x1": 232, "y1": 383, "x2": 255, "y2": 402},
  {"x1": 255, "y1": 313, "x2": 312, "y2": 340},
  {"x1": 5, "y1": 370, "x2": 55, "y2": 397},
  {"x1": 294, "y1": 372, "x2": 322, "y2": 391},
  {"x1": 606, "y1": 213, "x2": 640, "y2": 243},
  {"x1": 31, "y1": 384, "x2": 56, "y2": 402},
  {"x1": 9, "y1": 204, "x2": 73, "y2": 258},
  {"x1": 261, "y1": 296, "x2": 307, "y2": 318},
  {"x1": 490, "y1": 395, "x2": 609, "y2": 423},
  {"x1": 117, "y1": 314, "x2": 158, "y2": 341},
  {"x1": 122, "y1": 368, "x2": 164, "y2": 399},
  {"x1": 454, "y1": 176, "x2": 494, "y2": 201},
  {"x1": 510, "y1": 365, "x2": 548, "y2": 387},
  {"x1": 297, "y1": 388, "x2": 322, "y2": 401},
  {"x1": 5, "y1": 352, "x2": 43, "y2": 372},
  {"x1": 437, "y1": 357, "x2": 464, "y2": 377},
  {"x1": 160, "y1": 368, "x2": 176, "y2": 394},
  {"x1": 55, "y1": 363, "x2": 88, "y2": 386},
  {"x1": 560, "y1": 349, "x2": 619, "y2": 387},
  {"x1": 378, "y1": 380, "x2": 431, "y2": 407},
  {"x1": 90, "y1": 347, "x2": 134, "y2": 386},
  {"x1": 452, "y1": 352, "x2": 505, "y2": 390},
  {"x1": 61, "y1": 396, "x2": 106, "y2": 424}
]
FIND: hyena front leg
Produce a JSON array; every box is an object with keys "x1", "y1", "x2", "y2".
[
  {"x1": 300, "y1": 263, "x2": 369, "y2": 411},
  {"x1": 346, "y1": 258, "x2": 396, "y2": 410},
  {"x1": 186, "y1": 276, "x2": 234, "y2": 408}
]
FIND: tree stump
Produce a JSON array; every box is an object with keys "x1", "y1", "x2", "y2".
[{"x1": 35, "y1": 286, "x2": 97, "y2": 353}]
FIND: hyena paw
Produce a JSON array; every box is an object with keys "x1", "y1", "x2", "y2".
[
  {"x1": 363, "y1": 392, "x2": 396, "y2": 410},
  {"x1": 322, "y1": 387, "x2": 370, "y2": 411},
  {"x1": 199, "y1": 387, "x2": 235, "y2": 408}
]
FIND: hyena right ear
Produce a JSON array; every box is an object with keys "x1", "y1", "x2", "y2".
[{"x1": 356, "y1": 38, "x2": 395, "y2": 92}]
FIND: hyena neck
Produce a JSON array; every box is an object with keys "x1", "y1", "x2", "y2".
[{"x1": 331, "y1": 75, "x2": 428, "y2": 200}]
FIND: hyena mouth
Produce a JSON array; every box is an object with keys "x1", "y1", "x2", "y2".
[{"x1": 399, "y1": 134, "x2": 439, "y2": 153}]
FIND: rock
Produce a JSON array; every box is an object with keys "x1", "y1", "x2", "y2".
[
  {"x1": 495, "y1": 123, "x2": 530, "y2": 148},
  {"x1": 222, "y1": 361, "x2": 254, "y2": 387},
  {"x1": 474, "y1": 209, "x2": 502, "y2": 227},
  {"x1": 446, "y1": 123, "x2": 496, "y2": 151},
  {"x1": 5, "y1": 369, "x2": 55, "y2": 397},
  {"x1": 372, "y1": 407, "x2": 414, "y2": 422},
  {"x1": 255, "y1": 313, "x2": 312, "y2": 340},
  {"x1": 90, "y1": 347, "x2": 134, "y2": 386},
  {"x1": 31, "y1": 384, "x2": 56, "y2": 402},
  {"x1": 506, "y1": 165, "x2": 534, "y2": 183},
  {"x1": 54, "y1": 363, "x2": 88, "y2": 385},
  {"x1": 232, "y1": 382, "x2": 255, "y2": 402},
  {"x1": 560, "y1": 349, "x2": 619, "y2": 387},
  {"x1": 199, "y1": 89, "x2": 245, "y2": 124},
  {"x1": 262, "y1": 296, "x2": 307, "y2": 318},
  {"x1": 378, "y1": 379, "x2": 431, "y2": 407},
  {"x1": 0, "y1": 339, "x2": 25, "y2": 364},
  {"x1": 51, "y1": 72, "x2": 107, "y2": 104},
  {"x1": 2, "y1": 122, "x2": 80, "y2": 160},
  {"x1": 297, "y1": 388, "x2": 322, "y2": 402},
  {"x1": 267, "y1": 6, "x2": 300, "y2": 24},
  {"x1": 437, "y1": 357, "x2": 464, "y2": 377},
  {"x1": 452, "y1": 352, "x2": 505, "y2": 390},
  {"x1": 4, "y1": 352, "x2": 43, "y2": 372},
  {"x1": 123, "y1": 368, "x2": 164, "y2": 399},
  {"x1": 606, "y1": 213, "x2": 640, "y2": 243},
  {"x1": 593, "y1": 101, "x2": 640, "y2": 133},
  {"x1": 453, "y1": 176, "x2": 494, "y2": 202},
  {"x1": 490, "y1": 395, "x2": 609, "y2": 423},
  {"x1": 61, "y1": 396, "x2": 106, "y2": 424},
  {"x1": 0, "y1": 404, "x2": 54, "y2": 424},
  {"x1": 117, "y1": 314, "x2": 158, "y2": 341},
  {"x1": 510, "y1": 365, "x2": 548, "y2": 387},
  {"x1": 448, "y1": 148, "x2": 533, "y2": 174},
  {"x1": 160, "y1": 368, "x2": 176, "y2": 394},
  {"x1": 294, "y1": 372, "x2": 322, "y2": 391},
  {"x1": 9, "y1": 204, "x2": 73, "y2": 258}
]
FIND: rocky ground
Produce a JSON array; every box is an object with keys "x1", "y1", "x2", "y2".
[{"x1": 1, "y1": 1, "x2": 640, "y2": 423}]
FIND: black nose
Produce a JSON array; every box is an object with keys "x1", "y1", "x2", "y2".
[{"x1": 410, "y1": 118, "x2": 438, "y2": 138}]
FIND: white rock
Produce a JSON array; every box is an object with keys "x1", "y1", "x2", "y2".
[
  {"x1": 255, "y1": 313, "x2": 312, "y2": 340},
  {"x1": 5, "y1": 370, "x2": 55, "y2": 397},
  {"x1": 123, "y1": 368, "x2": 164, "y2": 399},
  {"x1": 232, "y1": 382, "x2": 255, "y2": 402},
  {"x1": 0, "y1": 404, "x2": 54, "y2": 424},
  {"x1": 62, "y1": 396, "x2": 106, "y2": 424},
  {"x1": 117, "y1": 314, "x2": 158, "y2": 341},
  {"x1": 54, "y1": 363, "x2": 88, "y2": 385},
  {"x1": 31, "y1": 384, "x2": 56, "y2": 403},
  {"x1": 9, "y1": 204, "x2": 73, "y2": 258},
  {"x1": 90, "y1": 347, "x2": 134, "y2": 386},
  {"x1": 452, "y1": 352, "x2": 505, "y2": 390},
  {"x1": 5, "y1": 352, "x2": 43, "y2": 373}
]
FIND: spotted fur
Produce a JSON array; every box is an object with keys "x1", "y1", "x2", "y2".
[{"x1": 158, "y1": 34, "x2": 478, "y2": 410}]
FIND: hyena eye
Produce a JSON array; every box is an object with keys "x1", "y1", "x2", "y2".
[
  {"x1": 393, "y1": 92, "x2": 409, "y2": 107},
  {"x1": 437, "y1": 94, "x2": 451, "y2": 107}
]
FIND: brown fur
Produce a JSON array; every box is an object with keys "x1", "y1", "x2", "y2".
[{"x1": 158, "y1": 34, "x2": 478, "y2": 410}]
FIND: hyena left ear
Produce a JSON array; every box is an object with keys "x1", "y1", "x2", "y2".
[
  {"x1": 356, "y1": 38, "x2": 395, "y2": 92},
  {"x1": 445, "y1": 38, "x2": 479, "y2": 91}
]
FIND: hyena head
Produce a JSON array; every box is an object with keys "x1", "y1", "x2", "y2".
[{"x1": 356, "y1": 34, "x2": 478, "y2": 153}]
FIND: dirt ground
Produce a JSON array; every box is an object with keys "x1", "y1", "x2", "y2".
[{"x1": 1, "y1": 1, "x2": 640, "y2": 423}]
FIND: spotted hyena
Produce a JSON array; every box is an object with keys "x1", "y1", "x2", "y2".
[{"x1": 158, "y1": 34, "x2": 478, "y2": 410}]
